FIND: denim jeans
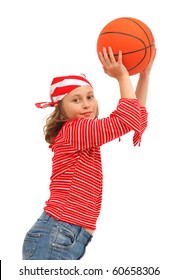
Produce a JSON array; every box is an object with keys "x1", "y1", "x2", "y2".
[{"x1": 22, "y1": 211, "x2": 93, "y2": 260}]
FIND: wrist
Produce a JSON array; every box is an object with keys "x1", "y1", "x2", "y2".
[
  {"x1": 118, "y1": 76, "x2": 136, "y2": 99},
  {"x1": 116, "y1": 72, "x2": 130, "y2": 83},
  {"x1": 139, "y1": 72, "x2": 150, "y2": 80}
]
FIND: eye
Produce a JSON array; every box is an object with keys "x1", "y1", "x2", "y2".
[
  {"x1": 87, "y1": 95, "x2": 94, "y2": 100},
  {"x1": 72, "y1": 98, "x2": 80, "y2": 103}
]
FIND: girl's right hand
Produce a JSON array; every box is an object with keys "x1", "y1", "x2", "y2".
[
  {"x1": 99, "y1": 47, "x2": 136, "y2": 100},
  {"x1": 98, "y1": 47, "x2": 129, "y2": 81}
]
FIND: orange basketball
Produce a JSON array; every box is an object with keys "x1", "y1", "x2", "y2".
[{"x1": 97, "y1": 17, "x2": 155, "y2": 76}]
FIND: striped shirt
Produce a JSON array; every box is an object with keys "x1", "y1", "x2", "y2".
[{"x1": 44, "y1": 98, "x2": 148, "y2": 230}]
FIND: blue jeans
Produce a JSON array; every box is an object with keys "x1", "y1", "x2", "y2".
[{"x1": 22, "y1": 211, "x2": 93, "y2": 260}]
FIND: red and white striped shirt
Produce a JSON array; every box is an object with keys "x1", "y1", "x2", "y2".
[{"x1": 44, "y1": 98, "x2": 148, "y2": 230}]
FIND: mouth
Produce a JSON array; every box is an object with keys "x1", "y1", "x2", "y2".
[{"x1": 81, "y1": 112, "x2": 93, "y2": 117}]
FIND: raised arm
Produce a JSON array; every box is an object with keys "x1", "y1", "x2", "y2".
[
  {"x1": 63, "y1": 98, "x2": 145, "y2": 150},
  {"x1": 135, "y1": 46, "x2": 156, "y2": 106}
]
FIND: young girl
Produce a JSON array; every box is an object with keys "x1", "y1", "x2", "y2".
[{"x1": 22, "y1": 46, "x2": 156, "y2": 260}]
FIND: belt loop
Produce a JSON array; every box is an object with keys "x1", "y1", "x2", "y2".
[{"x1": 43, "y1": 211, "x2": 50, "y2": 223}]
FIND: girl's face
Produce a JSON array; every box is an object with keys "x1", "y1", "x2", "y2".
[{"x1": 61, "y1": 85, "x2": 98, "y2": 120}]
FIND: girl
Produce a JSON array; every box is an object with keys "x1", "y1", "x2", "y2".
[{"x1": 22, "y1": 46, "x2": 156, "y2": 260}]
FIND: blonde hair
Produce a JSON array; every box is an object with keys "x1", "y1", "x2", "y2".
[{"x1": 43, "y1": 102, "x2": 67, "y2": 144}]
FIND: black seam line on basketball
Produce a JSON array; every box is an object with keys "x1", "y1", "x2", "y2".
[
  {"x1": 121, "y1": 17, "x2": 152, "y2": 46},
  {"x1": 115, "y1": 44, "x2": 153, "y2": 72},
  {"x1": 124, "y1": 50, "x2": 146, "y2": 71},
  {"x1": 113, "y1": 44, "x2": 153, "y2": 56},
  {"x1": 100, "y1": 31, "x2": 146, "y2": 47},
  {"x1": 121, "y1": 17, "x2": 153, "y2": 65}
]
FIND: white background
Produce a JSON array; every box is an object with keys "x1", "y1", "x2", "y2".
[{"x1": 0, "y1": 0, "x2": 176, "y2": 279}]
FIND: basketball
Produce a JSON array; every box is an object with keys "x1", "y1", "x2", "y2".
[{"x1": 97, "y1": 17, "x2": 155, "y2": 76}]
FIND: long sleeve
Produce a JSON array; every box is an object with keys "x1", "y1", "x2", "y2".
[
  {"x1": 61, "y1": 98, "x2": 148, "y2": 150},
  {"x1": 133, "y1": 106, "x2": 148, "y2": 146}
]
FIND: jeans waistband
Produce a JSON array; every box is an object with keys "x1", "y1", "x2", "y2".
[{"x1": 39, "y1": 211, "x2": 93, "y2": 244}]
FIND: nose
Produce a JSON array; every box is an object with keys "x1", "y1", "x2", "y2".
[{"x1": 82, "y1": 99, "x2": 90, "y2": 109}]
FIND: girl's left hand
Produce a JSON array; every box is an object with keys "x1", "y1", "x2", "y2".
[{"x1": 140, "y1": 44, "x2": 157, "y2": 76}]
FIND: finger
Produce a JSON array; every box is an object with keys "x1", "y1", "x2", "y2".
[
  {"x1": 102, "y1": 47, "x2": 111, "y2": 65},
  {"x1": 108, "y1": 46, "x2": 116, "y2": 63},
  {"x1": 98, "y1": 50, "x2": 105, "y2": 64},
  {"x1": 98, "y1": 48, "x2": 109, "y2": 67},
  {"x1": 118, "y1": 50, "x2": 122, "y2": 63},
  {"x1": 144, "y1": 46, "x2": 156, "y2": 71},
  {"x1": 152, "y1": 45, "x2": 157, "y2": 57},
  {"x1": 149, "y1": 46, "x2": 156, "y2": 63},
  {"x1": 98, "y1": 47, "x2": 109, "y2": 65}
]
